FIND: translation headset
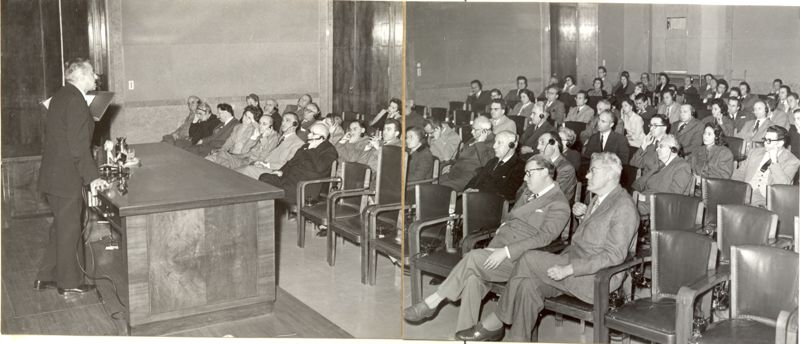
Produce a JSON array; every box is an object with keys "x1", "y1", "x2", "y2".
[{"x1": 508, "y1": 141, "x2": 516, "y2": 149}]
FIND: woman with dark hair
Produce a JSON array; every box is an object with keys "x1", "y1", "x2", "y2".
[
  {"x1": 689, "y1": 122, "x2": 734, "y2": 181},
  {"x1": 369, "y1": 97, "x2": 402, "y2": 132},
  {"x1": 508, "y1": 89, "x2": 535, "y2": 117},
  {"x1": 620, "y1": 98, "x2": 644, "y2": 148},
  {"x1": 640, "y1": 73, "x2": 652, "y2": 93},
  {"x1": 702, "y1": 98, "x2": 734, "y2": 136},
  {"x1": 613, "y1": 73, "x2": 635, "y2": 102},
  {"x1": 205, "y1": 105, "x2": 262, "y2": 167},
  {"x1": 562, "y1": 75, "x2": 578, "y2": 95},
  {"x1": 587, "y1": 77, "x2": 607, "y2": 97},
  {"x1": 406, "y1": 126, "x2": 435, "y2": 183},
  {"x1": 652, "y1": 72, "x2": 673, "y2": 105},
  {"x1": 629, "y1": 82, "x2": 648, "y2": 102}
]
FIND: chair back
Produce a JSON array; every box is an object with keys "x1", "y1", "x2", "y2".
[
  {"x1": 510, "y1": 116, "x2": 527, "y2": 136},
  {"x1": 453, "y1": 110, "x2": 472, "y2": 127},
  {"x1": 506, "y1": 100, "x2": 520, "y2": 112},
  {"x1": 717, "y1": 204, "x2": 778, "y2": 263},
  {"x1": 412, "y1": 105, "x2": 427, "y2": 117},
  {"x1": 587, "y1": 96, "x2": 603, "y2": 111},
  {"x1": 449, "y1": 101, "x2": 465, "y2": 112},
  {"x1": 702, "y1": 178, "x2": 751, "y2": 230},
  {"x1": 430, "y1": 107, "x2": 448, "y2": 122},
  {"x1": 620, "y1": 164, "x2": 639, "y2": 193},
  {"x1": 342, "y1": 111, "x2": 361, "y2": 123},
  {"x1": 339, "y1": 162, "x2": 371, "y2": 209},
  {"x1": 731, "y1": 245, "x2": 799, "y2": 325},
  {"x1": 651, "y1": 230, "x2": 717, "y2": 298},
  {"x1": 767, "y1": 185, "x2": 799, "y2": 240},
  {"x1": 722, "y1": 136, "x2": 747, "y2": 161},
  {"x1": 375, "y1": 145, "x2": 403, "y2": 205},
  {"x1": 564, "y1": 121, "x2": 587, "y2": 138},
  {"x1": 649, "y1": 193, "x2": 703, "y2": 232},
  {"x1": 414, "y1": 184, "x2": 454, "y2": 221},
  {"x1": 559, "y1": 93, "x2": 576, "y2": 109},
  {"x1": 462, "y1": 190, "x2": 507, "y2": 237},
  {"x1": 459, "y1": 126, "x2": 474, "y2": 144},
  {"x1": 283, "y1": 104, "x2": 298, "y2": 114},
  {"x1": 795, "y1": 216, "x2": 799, "y2": 253}
]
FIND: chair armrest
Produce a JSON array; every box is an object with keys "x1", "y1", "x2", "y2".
[
  {"x1": 364, "y1": 202, "x2": 410, "y2": 240},
  {"x1": 592, "y1": 256, "x2": 647, "y2": 341},
  {"x1": 297, "y1": 176, "x2": 341, "y2": 206},
  {"x1": 328, "y1": 188, "x2": 374, "y2": 219},
  {"x1": 776, "y1": 308, "x2": 798, "y2": 344},
  {"x1": 769, "y1": 237, "x2": 793, "y2": 250},
  {"x1": 461, "y1": 227, "x2": 497, "y2": 256},
  {"x1": 675, "y1": 271, "x2": 731, "y2": 344},
  {"x1": 408, "y1": 215, "x2": 460, "y2": 259},
  {"x1": 407, "y1": 178, "x2": 437, "y2": 188}
]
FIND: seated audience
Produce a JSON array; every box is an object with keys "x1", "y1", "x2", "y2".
[
  {"x1": 701, "y1": 74, "x2": 717, "y2": 103},
  {"x1": 244, "y1": 93, "x2": 260, "y2": 122},
  {"x1": 210, "y1": 115, "x2": 279, "y2": 170},
  {"x1": 776, "y1": 85, "x2": 791, "y2": 113},
  {"x1": 582, "y1": 111, "x2": 630, "y2": 164},
  {"x1": 405, "y1": 99, "x2": 426, "y2": 130},
  {"x1": 561, "y1": 75, "x2": 578, "y2": 96},
  {"x1": 579, "y1": 99, "x2": 615, "y2": 144},
  {"x1": 504, "y1": 75, "x2": 529, "y2": 103},
  {"x1": 735, "y1": 100, "x2": 773, "y2": 145},
  {"x1": 689, "y1": 123, "x2": 734, "y2": 181},
  {"x1": 236, "y1": 113, "x2": 304, "y2": 179},
  {"x1": 359, "y1": 118, "x2": 403, "y2": 175},
  {"x1": 672, "y1": 104, "x2": 704, "y2": 156},
  {"x1": 632, "y1": 134, "x2": 693, "y2": 215},
  {"x1": 285, "y1": 93, "x2": 312, "y2": 114},
  {"x1": 558, "y1": 127, "x2": 581, "y2": 171},
  {"x1": 612, "y1": 73, "x2": 634, "y2": 103},
  {"x1": 598, "y1": 66, "x2": 612, "y2": 94},
  {"x1": 738, "y1": 82, "x2": 758, "y2": 113},
  {"x1": 653, "y1": 72, "x2": 674, "y2": 105},
  {"x1": 680, "y1": 76, "x2": 698, "y2": 96},
  {"x1": 490, "y1": 88, "x2": 503, "y2": 101},
  {"x1": 259, "y1": 123, "x2": 338, "y2": 205},
  {"x1": 657, "y1": 89, "x2": 681, "y2": 124},
  {"x1": 539, "y1": 76, "x2": 561, "y2": 99},
  {"x1": 321, "y1": 113, "x2": 345, "y2": 143},
  {"x1": 544, "y1": 86, "x2": 566, "y2": 126},
  {"x1": 520, "y1": 102, "x2": 555, "y2": 158},
  {"x1": 369, "y1": 97, "x2": 402, "y2": 131},
  {"x1": 466, "y1": 79, "x2": 492, "y2": 112},
  {"x1": 263, "y1": 98, "x2": 282, "y2": 131},
  {"x1": 404, "y1": 156, "x2": 571, "y2": 335},
  {"x1": 534, "y1": 132, "x2": 577, "y2": 201},
  {"x1": 709, "y1": 79, "x2": 729, "y2": 102},
  {"x1": 163, "y1": 95, "x2": 200, "y2": 143},
  {"x1": 702, "y1": 98, "x2": 735, "y2": 136},
  {"x1": 334, "y1": 120, "x2": 370, "y2": 163},
  {"x1": 205, "y1": 105, "x2": 262, "y2": 167},
  {"x1": 732, "y1": 125, "x2": 800, "y2": 206},
  {"x1": 464, "y1": 131, "x2": 525, "y2": 201},
  {"x1": 790, "y1": 109, "x2": 800, "y2": 158},
  {"x1": 767, "y1": 79, "x2": 782, "y2": 101},
  {"x1": 507, "y1": 89, "x2": 534, "y2": 118},
  {"x1": 587, "y1": 77, "x2": 608, "y2": 98},
  {"x1": 425, "y1": 118, "x2": 461, "y2": 163},
  {"x1": 786, "y1": 92, "x2": 799, "y2": 115},
  {"x1": 634, "y1": 93, "x2": 657, "y2": 133},
  {"x1": 438, "y1": 117, "x2": 494, "y2": 192},
  {"x1": 620, "y1": 98, "x2": 644, "y2": 148},
  {"x1": 727, "y1": 97, "x2": 753, "y2": 133},
  {"x1": 172, "y1": 102, "x2": 218, "y2": 148},
  {"x1": 452, "y1": 152, "x2": 637, "y2": 342},
  {"x1": 489, "y1": 100, "x2": 517, "y2": 134},
  {"x1": 406, "y1": 126, "x2": 435, "y2": 183},
  {"x1": 629, "y1": 82, "x2": 646, "y2": 102},
  {"x1": 768, "y1": 97, "x2": 790, "y2": 130},
  {"x1": 565, "y1": 91, "x2": 594, "y2": 123},
  {"x1": 298, "y1": 102, "x2": 321, "y2": 140},
  {"x1": 186, "y1": 103, "x2": 239, "y2": 157},
  {"x1": 630, "y1": 114, "x2": 669, "y2": 187},
  {"x1": 640, "y1": 73, "x2": 652, "y2": 93}
]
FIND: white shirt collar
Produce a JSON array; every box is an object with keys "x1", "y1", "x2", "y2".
[
  {"x1": 532, "y1": 182, "x2": 556, "y2": 199},
  {"x1": 663, "y1": 154, "x2": 677, "y2": 167}
]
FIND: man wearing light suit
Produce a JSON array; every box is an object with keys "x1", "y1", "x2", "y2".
[
  {"x1": 544, "y1": 85, "x2": 567, "y2": 126},
  {"x1": 403, "y1": 156, "x2": 571, "y2": 335},
  {"x1": 736, "y1": 100, "x2": 773, "y2": 145},
  {"x1": 236, "y1": 113, "x2": 304, "y2": 179},
  {"x1": 732, "y1": 126, "x2": 800, "y2": 206},
  {"x1": 453, "y1": 152, "x2": 638, "y2": 341},
  {"x1": 565, "y1": 91, "x2": 595, "y2": 123}
]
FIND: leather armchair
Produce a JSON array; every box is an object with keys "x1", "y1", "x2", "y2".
[
  {"x1": 716, "y1": 204, "x2": 778, "y2": 265},
  {"x1": 766, "y1": 185, "x2": 799, "y2": 250},
  {"x1": 701, "y1": 178, "x2": 751, "y2": 233},
  {"x1": 650, "y1": 193, "x2": 704, "y2": 233}
]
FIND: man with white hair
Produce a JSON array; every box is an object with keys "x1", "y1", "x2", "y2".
[
  {"x1": 464, "y1": 131, "x2": 524, "y2": 200},
  {"x1": 37, "y1": 58, "x2": 109, "y2": 295},
  {"x1": 454, "y1": 152, "x2": 638, "y2": 341},
  {"x1": 438, "y1": 116, "x2": 495, "y2": 192},
  {"x1": 163, "y1": 95, "x2": 201, "y2": 143},
  {"x1": 520, "y1": 101, "x2": 555, "y2": 158},
  {"x1": 632, "y1": 134, "x2": 693, "y2": 215}
]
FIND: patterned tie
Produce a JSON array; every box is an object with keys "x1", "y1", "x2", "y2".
[
  {"x1": 678, "y1": 122, "x2": 686, "y2": 133},
  {"x1": 526, "y1": 192, "x2": 538, "y2": 202},
  {"x1": 753, "y1": 120, "x2": 760, "y2": 133}
]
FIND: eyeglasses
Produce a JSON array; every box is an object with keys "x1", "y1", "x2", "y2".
[
  {"x1": 649, "y1": 124, "x2": 666, "y2": 127},
  {"x1": 764, "y1": 137, "x2": 784, "y2": 144},
  {"x1": 490, "y1": 107, "x2": 503, "y2": 111},
  {"x1": 525, "y1": 167, "x2": 546, "y2": 176}
]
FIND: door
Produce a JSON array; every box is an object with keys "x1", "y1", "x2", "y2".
[{"x1": 550, "y1": 4, "x2": 578, "y2": 84}]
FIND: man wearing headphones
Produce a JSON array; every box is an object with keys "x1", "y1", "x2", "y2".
[
  {"x1": 632, "y1": 134, "x2": 693, "y2": 215},
  {"x1": 658, "y1": 89, "x2": 681, "y2": 124},
  {"x1": 464, "y1": 131, "x2": 525, "y2": 201},
  {"x1": 673, "y1": 103, "x2": 704, "y2": 155},
  {"x1": 404, "y1": 156, "x2": 571, "y2": 337},
  {"x1": 438, "y1": 116, "x2": 495, "y2": 192},
  {"x1": 488, "y1": 100, "x2": 517, "y2": 135},
  {"x1": 259, "y1": 122, "x2": 338, "y2": 205},
  {"x1": 533, "y1": 132, "x2": 577, "y2": 202},
  {"x1": 236, "y1": 112, "x2": 304, "y2": 179},
  {"x1": 582, "y1": 111, "x2": 630, "y2": 164},
  {"x1": 520, "y1": 101, "x2": 555, "y2": 159}
]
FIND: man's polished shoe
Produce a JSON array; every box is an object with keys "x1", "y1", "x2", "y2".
[
  {"x1": 33, "y1": 280, "x2": 57, "y2": 291},
  {"x1": 454, "y1": 324, "x2": 504, "y2": 341},
  {"x1": 57, "y1": 284, "x2": 96, "y2": 296},
  {"x1": 403, "y1": 301, "x2": 438, "y2": 323}
]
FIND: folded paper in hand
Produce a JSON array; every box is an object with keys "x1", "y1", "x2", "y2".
[{"x1": 40, "y1": 91, "x2": 115, "y2": 121}]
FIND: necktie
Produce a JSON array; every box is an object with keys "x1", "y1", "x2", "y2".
[
  {"x1": 601, "y1": 134, "x2": 607, "y2": 151},
  {"x1": 277, "y1": 136, "x2": 285, "y2": 146},
  {"x1": 526, "y1": 192, "x2": 538, "y2": 202},
  {"x1": 678, "y1": 122, "x2": 686, "y2": 133},
  {"x1": 753, "y1": 120, "x2": 760, "y2": 133},
  {"x1": 493, "y1": 159, "x2": 502, "y2": 171},
  {"x1": 760, "y1": 159, "x2": 772, "y2": 173},
  {"x1": 587, "y1": 197, "x2": 599, "y2": 217}
]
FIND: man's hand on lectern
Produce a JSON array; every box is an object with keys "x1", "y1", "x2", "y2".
[{"x1": 90, "y1": 178, "x2": 110, "y2": 193}]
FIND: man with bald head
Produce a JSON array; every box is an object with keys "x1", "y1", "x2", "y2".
[
  {"x1": 263, "y1": 98, "x2": 282, "y2": 130},
  {"x1": 464, "y1": 130, "x2": 525, "y2": 200},
  {"x1": 582, "y1": 111, "x2": 630, "y2": 164},
  {"x1": 438, "y1": 116, "x2": 495, "y2": 192},
  {"x1": 259, "y1": 122, "x2": 338, "y2": 205},
  {"x1": 163, "y1": 95, "x2": 201, "y2": 143},
  {"x1": 520, "y1": 101, "x2": 555, "y2": 158}
]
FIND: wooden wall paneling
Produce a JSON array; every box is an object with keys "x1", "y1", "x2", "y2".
[
  {"x1": 576, "y1": 4, "x2": 599, "y2": 92},
  {"x1": 550, "y1": 4, "x2": 578, "y2": 84},
  {"x1": 332, "y1": 0, "x2": 356, "y2": 115},
  {"x1": 204, "y1": 202, "x2": 258, "y2": 304},
  {"x1": 255, "y1": 200, "x2": 276, "y2": 299},
  {"x1": 125, "y1": 214, "x2": 150, "y2": 326}
]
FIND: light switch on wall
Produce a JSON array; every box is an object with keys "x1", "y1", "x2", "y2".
[{"x1": 128, "y1": 80, "x2": 135, "y2": 90}]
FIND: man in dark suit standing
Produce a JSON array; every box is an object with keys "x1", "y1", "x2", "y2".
[
  {"x1": 466, "y1": 79, "x2": 492, "y2": 113},
  {"x1": 464, "y1": 131, "x2": 525, "y2": 201},
  {"x1": 582, "y1": 111, "x2": 630, "y2": 164},
  {"x1": 404, "y1": 156, "x2": 571, "y2": 334},
  {"x1": 187, "y1": 103, "x2": 238, "y2": 157},
  {"x1": 37, "y1": 58, "x2": 109, "y2": 295},
  {"x1": 454, "y1": 152, "x2": 638, "y2": 341}
]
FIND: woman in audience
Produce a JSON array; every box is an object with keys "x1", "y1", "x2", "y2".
[
  {"x1": 629, "y1": 82, "x2": 647, "y2": 102},
  {"x1": 620, "y1": 98, "x2": 644, "y2": 148},
  {"x1": 640, "y1": 73, "x2": 652, "y2": 93},
  {"x1": 508, "y1": 89, "x2": 535, "y2": 117},
  {"x1": 558, "y1": 127, "x2": 581, "y2": 171},
  {"x1": 206, "y1": 105, "x2": 262, "y2": 168},
  {"x1": 587, "y1": 77, "x2": 607, "y2": 98},
  {"x1": 245, "y1": 93, "x2": 260, "y2": 121},
  {"x1": 689, "y1": 122, "x2": 734, "y2": 182},
  {"x1": 406, "y1": 126, "x2": 435, "y2": 183},
  {"x1": 702, "y1": 98, "x2": 734, "y2": 136},
  {"x1": 613, "y1": 73, "x2": 634, "y2": 102},
  {"x1": 652, "y1": 72, "x2": 672, "y2": 105},
  {"x1": 561, "y1": 75, "x2": 578, "y2": 96},
  {"x1": 369, "y1": 97, "x2": 402, "y2": 132}
]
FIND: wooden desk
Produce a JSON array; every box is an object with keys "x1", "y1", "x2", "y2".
[{"x1": 95, "y1": 143, "x2": 283, "y2": 335}]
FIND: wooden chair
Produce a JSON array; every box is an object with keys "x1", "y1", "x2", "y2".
[
  {"x1": 286, "y1": 160, "x2": 337, "y2": 222},
  {"x1": 701, "y1": 178, "x2": 751, "y2": 233},
  {"x1": 679, "y1": 245, "x2": 798, "y2": 344},
  {"x1": 430, "y1": 107, "x2": 448, "y2": 122},
  {"x1": 449, "y1": 101, "x2": 465, "y2": 112},
  {"x1": 412, "y1": 105, "x2": 427, "y2": 118},
  {"x1": 649, "y1": 193, "x2": 704, "y2": 233},
  {"x1": 327, "y1": 145, "x2": 403, "y2": 284},
  {"x1": 766, "y1": 185, "x2": 799, "y2": 249},
  {"x1": 604, "y1": 230, "x2": 717, "y2": 344},
  {"x1": 452, "y1": 109, "x2": 473, "y2": 127},
  {"x1": 296, "y1": 161, "x2": 370, "y2": 248},
  {"x1": 716, "y1": 204, "x2": 778, "y2": 266},
  {"x1": 721, "y1": 136, "x2": 747, "y2": 168}
]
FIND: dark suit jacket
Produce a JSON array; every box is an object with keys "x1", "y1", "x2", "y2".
[
  {"x1": 466, "y1": 90, "x2": 492, "y2": 113},
  {"x1": 790, "y1": 125, "x2": 800, "y2": 158},
  {"x1": 279, "y1": 140, "x2": 339, "y2": 201},
  {"x1": 438, "y1": 139, "x2": 494, "y2": 192},
  {"x1": 520, "y1": 121, "x2": 556, "y2": 153},
  {"x1": 189, "y1": 118, "x2": 238, "y2": 156},
  {"x1": 582, "y1": 131, "x2": 630, "y2": 164},
  {"x1": 672, "y1": 118, "x2": 704, "y2": 155},
  {"x1": 38, "y1": 83, "x2": 99, "y2": 197},
  {"x1": 689, "y1": 144, "x2": 734, "y2": 179},
  {"x1": 405, "y1": 111, "x2": 426, "y2": 130},
  {"x1": 504, "y1": 88, "x2": 529, "y2": 103},
  {"x1": 407, "y1": 145, "x2": 435, "y2": 183},
  {"x1": 729, "y1": 111, "x2": 755, "y2": 133},
  {"x1": 564, "y1": 149, "x2": 581, "y2": 172},
  {"x1": 545, "y1": 100, "x2": 567, "y2": 126},
  {"x1": 188, "y1": 115, "x2": 221, "y2": 144},
  {"x1": 487, "y1": 185, "x2": 571, "y2": 261},
  {"x1": 739, "y1": 94, "x2": 759, "y2": 114},
  {"x1": 466, "y1": 154, "x2": 525, "y2": 201},
  {"x1": 702, "y1": 115, "x2": 735, "y2": 137},
  {"x1": 636, "y1": 157, "x2": 694, "y2": 215}
]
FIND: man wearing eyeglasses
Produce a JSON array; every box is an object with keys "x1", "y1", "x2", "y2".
[
  {"x1": 438, "y1": 117, "x2": 495, "y2": 192},
  {"x1": 404, "y1": 156, "x2": 571, "y2": 337},
  {"x1": 630, "y1": 114, "x2": 670, "y2": 190},
  {"x1": 544, "y1": 85, "x2": 566, "y2": 126},
  {"x1": 454, "y1": 152, "x2": 638, "y2": 341},
  {"x1": 732, "y1": 125, "x2": 800, "y2": 206},
  {"x1": 488, "y1": 100, "x2": 516, "y2": 135}
]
